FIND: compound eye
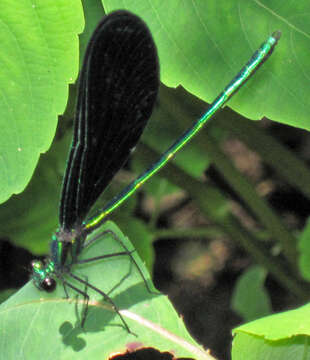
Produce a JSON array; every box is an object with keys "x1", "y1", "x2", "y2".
[{"x1": 41, "y1": 277, "x2": 56, "y2": 292}]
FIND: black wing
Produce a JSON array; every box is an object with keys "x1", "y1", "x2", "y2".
[{"x1": 59, "y1": 10, "x2": 159, "y2": 230}]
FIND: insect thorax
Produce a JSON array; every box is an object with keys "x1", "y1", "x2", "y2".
[{"x1": 31, "y1": 228, "x2": 85, "y2": 292}]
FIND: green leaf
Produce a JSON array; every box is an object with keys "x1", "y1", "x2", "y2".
[
  {"x1": 141, "y1": 86, "x2": 211, "y2": 179},
  {"x1": 103, "y1": 0, "x2": 310, "y2": 130},
  {"x1": 232, "y1": 332, "x2": 310, "y2": 360},
  {"x1": 232, "y1": 303, "x2": 310, "y2": 359},
  {"x1": 298, "y1": 217, "x2": 310, "y2": 281},
  {"x1": 0, "y1": 289, "x2": 17, "y2": 304},
  {"x1": 79, "y1": 0, "x2": 105, "y2": 59},
  {"x1": 115, "y1": 215, "x2": 155, "y2": 272},
  {"x1": 133, "y1": 154, "x2": 181, "y2": 196},
  {"x1": 0, "y1": 221, "x2": 208, "y2": 359},
  {"x1": 231, "y1": 265, "x2": 272, "y2": 321},
  {"x1": 0, "y1": 0, "x2": 84, "y2": 204},
  {"x1": 0, "y1": 130, "x2": 71, "y2": 254}
]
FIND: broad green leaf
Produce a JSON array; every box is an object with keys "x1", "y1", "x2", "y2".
[
  {"x1": 141, "y1": 85, "x2": 211, "y2": 179},
  {"x1": 232, "y1": 303, "x2": 310, "y2": 359},
  {"x1": 231, "y1": 265, "x2": 272, "y2": 321},
  {"x1": 114, "y1": 215, "x2": 155, "y2": 272},
  {"x1": 0, "y1": 130, "x2": 70, "y2": 254},
  {"x1": 298, "y1": 217, "x2": 310, "y2": 280},
  {"x1": 232, "y1": 332, "x2": 310, "y2": 360},
  {"x1": 0, "y1": 222, "x2": 209, "y2": 360},
  {"x1": 0, "y1": 0, "x2": 84, "y2": 203},
  {"x1": 79, "y1": 0, "x2": 105, "y2": 58},
  {"x1": 103, "y1": 0, "x2": 310, "y2": 130},
  {"x1": 0, "y1": 289, "x2": 16, "y2": 304}
]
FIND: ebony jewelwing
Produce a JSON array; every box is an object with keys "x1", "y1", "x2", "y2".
[{"x1": 31, "y1": 10, "x2": 280, "y2": 333}]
